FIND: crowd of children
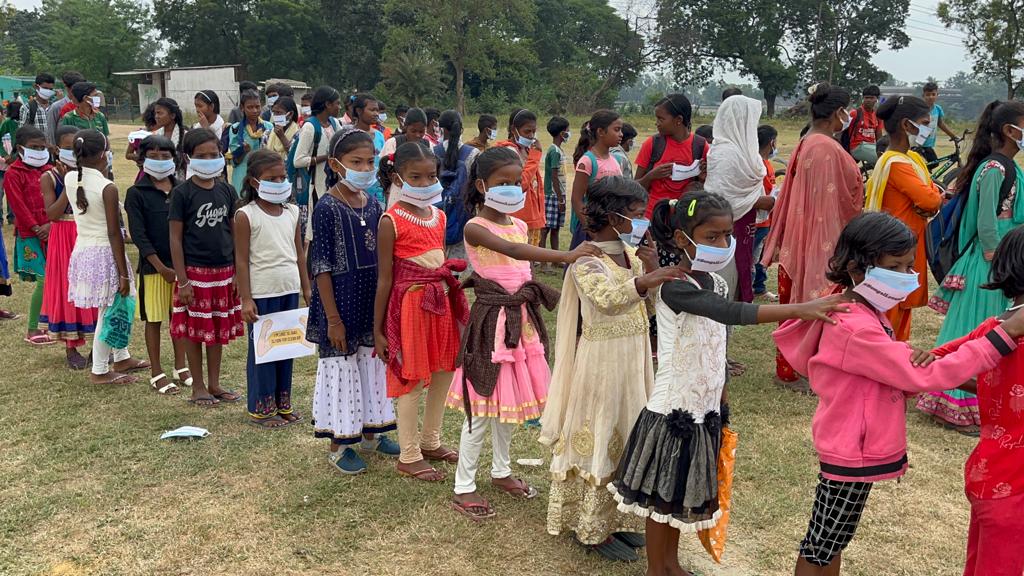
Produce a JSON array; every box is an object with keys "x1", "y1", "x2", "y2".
[{"x1": 3, "y1": 71, "x2": 1024, "y2": 575}]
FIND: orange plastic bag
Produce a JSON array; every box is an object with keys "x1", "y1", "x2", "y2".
[{"x1": 697, "y1": 426, "x2": 738, "y2": 563}]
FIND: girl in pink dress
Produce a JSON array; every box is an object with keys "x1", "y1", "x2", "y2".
[{"x1": 446, "y1": 146, "x2": 599, "y2": 520}]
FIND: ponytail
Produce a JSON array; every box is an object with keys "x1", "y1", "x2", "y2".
[
  {"x1": 649, "y1": 191, "x2": 733, "y2": 246},
  {"x1": 438, "y1": 110, "x2": 463, "y2": 171},
  {"x1": 649, "y1": 198, "x2": 676, "y2": 245},
  {"x1": 74, "y1": 136, "x2": 88, "y2": 214},
  {"x1": 957, "y1": 99, "x2": 1024, "y2": 194},
  {"x1": 572, "y1": 109, "x2": 620, "y2": 164}
]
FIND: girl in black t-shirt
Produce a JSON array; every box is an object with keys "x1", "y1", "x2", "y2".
[{"x1": 169, "y1": 128, "x2": 244, "y2": 407}]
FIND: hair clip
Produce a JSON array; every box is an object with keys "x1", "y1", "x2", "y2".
[
  {"x1": 898, "y1": 96, "x2": 904, "y2": 105},
  {"x1": 687, "y1": 199, "x2": 697, "y2": 216},
  {"x1": 669, "y1": 199, "x2": 677, "y2": 206},
  {"x1": 808, "y1": 83, "x2": 820, "y2": 95}
]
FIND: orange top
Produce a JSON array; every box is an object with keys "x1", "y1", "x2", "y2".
[
  {"x1": 757, "y1": 158, "x2": 776, "y2": 229},
  {"x1": 880, "y1": 162, "x2": 943, "y2": 308},
  {"x1": 385, "y1": 204, "x2": 446, "y2": 264},
  {"x1": 496, "y1": 140, "x2": 546, "y2": 229}
]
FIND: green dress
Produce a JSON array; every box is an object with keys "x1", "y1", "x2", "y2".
[{"x1": 918, "y1": 158, "x2": 1024, "y2": 426}]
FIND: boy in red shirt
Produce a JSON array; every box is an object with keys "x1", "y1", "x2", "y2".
[
  {"x1": 929, "y1": 227, "x2": 1024, "y2": 576},
  {"x1": 847, "y1": 85, "x2": 882, "y2": 167}
]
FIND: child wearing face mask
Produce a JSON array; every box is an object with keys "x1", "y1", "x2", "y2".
[
  {"x1": 540, "y1": 176, "x2": 683, "y2": 562},
  {"x1": 125, "y1": 135, "x2": 189, "y2": 395},
  {"x1": 373, "y1": 141, "x2": 469, "y2": 482},
  {"x1": 235, "y1": 149, "x2": 310, "y2": 428},
  {"x1": 445, "y1": 146, "x2": 599, "y2": 520},
  {"x1": 4, "y1": 125, "x2": 56, "y2": 345},
  {"x1": 169, "y1": 128, "x2": 244, "y2": 407},
  {"x1": 864, "y1": 95, "x2": 943, "y2": 342},
  {"x1": 611, "y1": 191, "x2": 849, "y2": 576},
  {"x1": 40, "y1": 126, "x2": 98, "y2": 370},
  {"x1": 773, "y1": 212, "x2": 1024, "y2": 575},
  {"x1": 496, "y1": 108, "x2": 546, "y2": 246},
  {"x1": 308, "y1": 127, "x2": 399, "y2": 474},
  {"x1": 265, "y1": 96, "x2": 300, "y2": 159},
  {"x1": 569, "y1": 110, "x2": 625, "y2": 250}
]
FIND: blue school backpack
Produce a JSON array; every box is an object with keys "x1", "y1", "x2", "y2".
[
  {"x1": 286, "y1": 117, "x2": 340, "y2": 206},
  {"x1": 434, "y1": 142, "x2": 474, "y2": 246}
]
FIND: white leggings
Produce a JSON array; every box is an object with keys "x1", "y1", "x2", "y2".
[
  {"x1": 92, "y1": 306, "x2": 131, "y2": 375},
  {"x1": 454, "y1": 416, "x2": 514, "y2": 495}
]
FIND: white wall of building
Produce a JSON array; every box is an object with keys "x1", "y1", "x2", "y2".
[{"x1": 133, "y1": 68, "x2": 239, "y2": 116}]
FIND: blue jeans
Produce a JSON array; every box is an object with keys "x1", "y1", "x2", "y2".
[{"x1": 753, "y1": 226, "x2": 770, "y2": 295}]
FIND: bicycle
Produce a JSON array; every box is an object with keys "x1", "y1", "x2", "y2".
[{"x1": 912, "y1": 129, "x2": 971, "y2": 192}]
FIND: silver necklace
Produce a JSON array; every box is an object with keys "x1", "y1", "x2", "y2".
[{"x1": 332, "y1": 184, "x2": 367, "y2": 226}]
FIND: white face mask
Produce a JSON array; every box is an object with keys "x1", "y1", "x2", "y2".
[
  {"x1": 20, "y1": 147, "x2": 50, "y2": 167},
  {"x1": 266, "y1": 95, "x2": 279, "y2": 106},
  {"x1": 37, "y1": 87, "x2": 55, "y2": 101},
  {"x1": 301, "y1": 106, "x2": 312, "y2": 116},
  {"x1": 257, "y1": 179, "x2": 292, "y2": 204},
  {"x1": 399, "y1": 179, "x2": 443, "y2": 208},
  {"x1": 90, "y1": 95, "x2": 101, "y2": 110},
  {"x1": 378, "y1": 113, "x2": 388, "y2": 123},
  {"x1": 840, "y1": 109, "x2": 852, "y2": 132},
  {"x1": 340, "y1": 163, "x2": 377, "y2": 190},
  {"x1": 186, "y1": 155, "x2": 226, "y2": 180},
  {"x1": 488, "y1": 128, "x2": 498, "y2": 140},
  {"x1": 484, "y1": 185, "x2": 525, "y2": 213},
  {"x1": 143, "y1": 158, "x2": 176, "y2": 179},
  {"x1": 852, "y1": 266, "x2": 920, "y2": 313},
  {"x1": 680, "y1": 231, "x2": 736, "y2": 273},
  {"x1": 1012, "y1": 125, "x2": 1024, "y2": 150},
  {"x1": 909, "y1": 121, "x2": 934, "y2": 146},
  {"x1": 58, "y1": 148, "x2": 77, "y2": 167},
  {"x1": 271, "y1": 114, "x2": 290, "y2": 127}
]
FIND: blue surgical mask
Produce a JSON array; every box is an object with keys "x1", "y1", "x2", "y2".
[
  {"x1": 341, "y1": 163, "x2": 378, "y2": 190},
  {"x1": 488, "y1": 129, "x2": 498, "y2": 140},
  {"x1": 681, "y1": 231, "x2": 736, "y2": 272},
  {"x1": 267, "y1": 95, "x2": 279, "y2": 106},
  {"x1": 143, "y1": 158, "x2": 176, "y2": 179},
  {"x1": 484, "y1": 185, "x2": 525, "y2": 213},
  {"x1": 515, "y1": 131, "x2": 534, "y2": 148},
  {"x1": 400, "y1": 179, "x2": 443, "y2": 208},
  {"x1": 187, "y1": 156, "x2": 225, "y2": 179},
  {"x1": 910, "y1": 121, "x2": 934, "y2": 146},
  {"x1": 853, "y1": 266, "x2": 920, "y2": 312},
  {"x1": 257, "y1": 179, "x2": 292, "y2": 204},
  {"x1": 58, "y1": 148, "x2": 77, "y2": 167},
  {"x1": 613, "y1": 212, "x2": 651, "y2": 247}
]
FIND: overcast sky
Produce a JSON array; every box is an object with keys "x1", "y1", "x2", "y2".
[{"x1": 10, "y1": 0, "x2": 968, "y2": 85}]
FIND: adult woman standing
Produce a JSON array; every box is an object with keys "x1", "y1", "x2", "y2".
[
  {"x1": 863, "y1": 95, "x2": 942, "y2": 342},
  {"x1": 704, "y1": 95, "x2": 771, "y2": 304},
  {"x1": 760, "y1": 83, "x2": 864, "y2": 390},
  {"x1": 918, "y1": 100, "x2": 1024, "y2": 433}
]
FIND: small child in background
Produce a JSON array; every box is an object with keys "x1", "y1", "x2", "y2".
[
  {"x1": 66, "y1": 129, "x2": 149, "y2": 384},
  {"x1": 374, "y1": 141, "x2": 467, "y2": 482},
  {"x1": 125, "y1": 135, "x2": 189, "y2": 394},
  {"x1": 308, "y1": 127, "x2": 399, "y2": 474},
  {"x1": 929, "y1": 227, "x2": 1024, "y2": 576},
  {"x1": 496, "y1": 109, "x2": 545, "y2": 246},
  {"x1": 236, "y1": 149, "x2": 310, "y2": 427},
  {"x1": 695, "y1": 124, "x2": 714, "y2": 144},
  {"x1": 447, "y1": 146, "x2": 600, "y2": 520},
  {"x1": 610, "y1": 122, "x2": 637, "y2": 179},
  {"x1": 569, "y1": 110, "x2": 624, "y2": 249},
  {"x1": 610, "y1": 192, "x2": 848, "y2": 576},
  {"x1": 773, "y1": 212, "x2": 1024, "y2": 575},
  {"x1": 170, "y1": 128, "x2": 244, "y2": 406},
  {"x1": 226, "y1": 90, "x2": 274, "y2": 194},
  {"x1": 298, "y1": 93, "x2": 313, "y2": 125},
  {"x1": 5, "y1": 125, "x2": 56, "y2": 345},
  {"x1": 466, "y1": 114, "x2": 498, "y2": 152},
  {"x1": 753, "y1": 124, "x2": 779, "y2": 301},
  {"x1": 540, "y1": 116, "x2": 570, "y2": 260},
  {"x1": 40, "y1": 125, "x2": 97, "y2": 370}
]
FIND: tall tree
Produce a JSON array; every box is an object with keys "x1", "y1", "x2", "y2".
[
  {"x1": 654, "y1": 0, "x2": 797, "y2": 115},
  {"x1": 788, "y1": 0, "x2": 911, "y2": 91},
  {"x1": 379, "y1": 49, "x2": 447, "y2": 106},
  {"x1": 383, "y1": 0, "x2": 536, "y2": 115},
  {"x1": 938, "y1": 0, "x2": 1024, "y2": 99}
]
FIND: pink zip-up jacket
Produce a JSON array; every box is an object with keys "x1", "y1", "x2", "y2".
[{"x1": 774, "y1": 302, "x2": 1017, "y2": 483}]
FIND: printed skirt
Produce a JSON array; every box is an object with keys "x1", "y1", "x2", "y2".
[{"x1": 170, "y1": 265, "x2": 243, "y2": 345}]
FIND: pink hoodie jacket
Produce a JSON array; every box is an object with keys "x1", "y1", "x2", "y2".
[{"x1": 774, "y1": 302, "x2": 1017, "y2": 483}]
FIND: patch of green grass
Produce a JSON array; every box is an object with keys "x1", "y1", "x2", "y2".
[{"x1": 0, "y1": 122, "x2": 973, "y2": 575}]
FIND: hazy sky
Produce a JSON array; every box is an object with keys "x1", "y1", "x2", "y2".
[{"x1": 9, "y1": 0, "x2": 968, "y2": 84}]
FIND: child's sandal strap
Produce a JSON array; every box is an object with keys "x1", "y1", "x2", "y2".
[
  {"x1": 150, "y1": 374, "x2": 180, "y2": 395},
  {"x1": 173, "y1": 368, "x2": 193, "y2": 386}
]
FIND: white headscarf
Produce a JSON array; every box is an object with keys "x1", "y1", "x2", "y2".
[{"x1": 705, "y1": 95, "x2": 767, "y2": 218}]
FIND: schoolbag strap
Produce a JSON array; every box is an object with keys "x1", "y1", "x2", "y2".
[
  {"x1": 986, "y1": 153, "x2": 1017, "y2": 213},
  {"x1": 691, "y1": 134, "x2": 706, "y2": 163}
]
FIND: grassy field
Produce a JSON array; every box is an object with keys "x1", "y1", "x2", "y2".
[{"x1": 0, "y1": 119, "x2": 976, "y2": 576}]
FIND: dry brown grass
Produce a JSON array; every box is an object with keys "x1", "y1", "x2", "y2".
[{"x1": 0, "y1": 121, "x2": 973, "y2": 576}]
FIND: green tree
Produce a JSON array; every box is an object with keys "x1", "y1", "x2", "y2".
[
  {"x1": 313, "y1": 0, "x2": 386, "y2": 91},
  {"x1": 938, "y1": 0, "x2": 1024, "y2": 99},
  {"x1": 379, "y1": 49, "x2": 447, "y2": 106},
  {"x1": 654, "y1": 0, "x2": 798, "y2": 116},
  {"x1": 383, "y1": 0, "x2": 536, "y2": 115},
  {"x1": 154, "y1": 0, "x2": 252, "y2": 70},
  {"x1": 788, "y1": 0, "x2": 911, "y2": 91}
]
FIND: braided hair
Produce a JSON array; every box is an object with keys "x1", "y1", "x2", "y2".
[
  {"x1": 649, "y1": 191, "x2": 733, "y2": 248},
  {"x1": 72, "y1": 129, "x2": 107, "y2": 214}
]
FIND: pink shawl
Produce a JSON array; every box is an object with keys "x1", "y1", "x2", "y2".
[{"x1": 760, "y1": 133, "x2": 864, "y2": 303}]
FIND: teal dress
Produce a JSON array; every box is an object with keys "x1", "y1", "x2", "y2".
[
  {"x1": 227, "y1": 119, "x2": 274, "y2": 195},
  {"x1": 918, "y1": 159, "x2": 1024, "y2": 426}
]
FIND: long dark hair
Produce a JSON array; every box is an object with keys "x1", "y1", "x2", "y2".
[
  {"x1": 274, "y1": 96, "x2": 299, "y2": 128},
  {"x1": 153, "y1": 97, "x2": 187, "y2": 157},
  {"x1": 650, "y1": 191, "x2": 732, "y2": 246},
  {"x1": 438, "y1": 109, "x2": 463, "y2": 171},
  {"x1": 956, "y1": 99, "x2": 1024, "y2": 194},
  {"x1": 195, "y1": 89, "x2": 220, "y2": 114},
  {"x1": 826, "y1": 212, "x2": 917, "y2": 287},
  {"x1": 464, "y1": 146, "x2": 521, "y2": 214},
  {"x1": 584, "y1": 176, "x2": 648, "y2": 234},
  {"x1": 240, "y1": 149, "x2": 285, "y2": 206},
  {"x1": 808, "y1": 82, "x2": 851, "y2": 120},
  {"x1": 311, "y1": 86, "x2": 340, "y2": 116},
  {"x1": 573, "y1": 109, "x2": 620, "y2": 164},
  {"x1": 982, "y1": 225, "x2": 1024, "y2": 299},
  {"x1": 72, "y1": 129, "x2": 107, "y2": 214},
  {"x1": 507, "y1": 108, "x2": 537, "y2": 139}
]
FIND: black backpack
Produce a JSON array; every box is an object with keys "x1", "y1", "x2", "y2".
[
  {"x1": 839, "y1": 109, "x2": 862, "y2": 153},
  {"x1": 24, "y1": 100, "x2": 39, "y2": 126},
  {"x1": 926, "y1": 153, "x2": 1017, "y2": 283},
  {"x1": 650, "y1": 132, "x2": 707, "y2": 167}
]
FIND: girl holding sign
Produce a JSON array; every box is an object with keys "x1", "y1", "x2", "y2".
[{"x1": 236, "y1": 149, "x2": 310, "y2": 428}]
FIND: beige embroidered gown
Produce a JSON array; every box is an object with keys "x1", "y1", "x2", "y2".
[{"x1": 539, "y1": 248, "x2": 655, "y2": 544}]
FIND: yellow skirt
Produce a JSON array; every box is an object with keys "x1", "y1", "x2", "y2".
[{"x1": 138, "y1": 273, "x2": 174, "y2": 323}]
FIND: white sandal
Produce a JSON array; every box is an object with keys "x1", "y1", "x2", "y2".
[
  {"x1": 173, "y1": 367, "x2": 193, "y2": 387},
  {"x1": 151, "y1": 373, "x2": 180, "y2": 395}
]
